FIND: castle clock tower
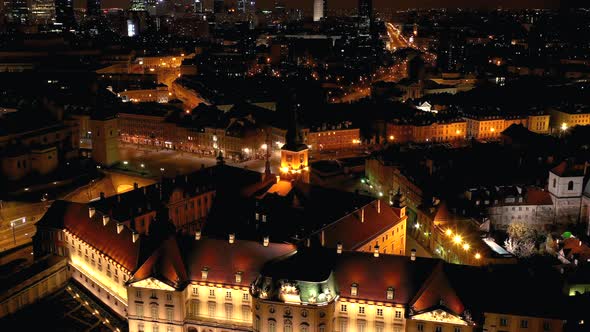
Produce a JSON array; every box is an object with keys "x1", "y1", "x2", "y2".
[{"x1": 280, "y1": 102, "x2": 309, "y2": 183}]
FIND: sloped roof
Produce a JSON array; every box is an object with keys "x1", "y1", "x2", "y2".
[
  {"x1": 37, "y1": 200, "x2": 144, "y2": 271},
  {"x1": 551, "y1": 161, "x2": 585, "y2": 177},
  {"x1": 131, "y1": 236, "x2": 188, "y2": 288},
  {"x1": 410, "y1": 262, "x2": 465, "y2": 315},
  {"x1": 321, "y1": 200, "x2": 403, "y2": 250}
]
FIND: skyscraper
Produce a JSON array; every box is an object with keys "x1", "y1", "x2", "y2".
[
  {"x1": 213, "y1": 0, "x2": 223, "y2": 14},
  {"x1": 54, "y1": 0, "x2": 75, "y2": 27},
  {"x1": 313, "y1": 0, "x2": 326, "y2": 22},
  {"x1": 358, "y1": 0, "x2": 372, "y2": 19},
  {"x1": 87, "y1": 0, "x2": 101, "y2": 16},
  {"x1": 237, "y1": 0, "x2": 254, "y2": 14}
]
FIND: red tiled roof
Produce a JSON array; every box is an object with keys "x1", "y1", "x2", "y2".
[
  {"x1": 333, "y1": 251, "x2": 440, "y2": 304},
  {"x1": 410, "y1": 262, "x2": 465, "y2": 315},
  {"x1": 132, "y1": 236, "x2": 188, "y2": 288},
  {"x1": 180, "y1": 237, "x2": 296, "y2": 287},
  {"x1": 54, "y1": 201, "x2": 143, "y2": 272},
  {"x1": 321, "y1": 200, "x2": 404, "y2": 250},
  {"x1": 551, "y1": 161, "x2": 585, "y2": 177},
  {"x1": 525, "y1": 189, "x2": 553, "y2": 205}
]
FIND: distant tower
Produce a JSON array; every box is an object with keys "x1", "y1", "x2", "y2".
[
  {"x1": 90, "y1": 113, "x2": 120, "y2": 167},
  {"x1": 279, "y1": 98, "x2": 309, "y2": 183},
  {"x1": 313, "y1": 0, "x2": 326, "y2": 22},
  {"x1": 237, "y1": 0, "x2": 254, "y2": 14},
  {"x1": 213, "y1": 0, "x2": 224, "y2": 14},
  {"x1": 87, "y1": 0, "x2": 101, "y2": 16},
  {"x1": 30, "y1": 0, "x2": 56, "y2": 24},
  {"x1": 358, "y1": 0, "x2": 372, "y2": 22},
  {"x1": 54, "y1": 0, "x2": 75, "y2": 28}
]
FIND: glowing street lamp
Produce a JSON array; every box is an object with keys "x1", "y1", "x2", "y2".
[
  {"x1": 561, "y1": 122, "x2": 568, "y2": 131},
  {"x1": 445, "y1": 229, "x2": 453, "y2": 236},
  {"x1": 453, "y1": 235, "x2": 462, "y2": 244},
  {"x1": 475, "y1": 253, "x2": 481, "y2": 260},
  {"x1": 462, "y1": 243, "x2": 470, "y2": 251}
]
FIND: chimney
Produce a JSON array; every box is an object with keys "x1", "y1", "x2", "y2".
[
  {"x1": 321, "y1": 230, "x2": 325, "y2": 246},
  {"x1": 102, "y1": 215, "x2": 110, "y2": 226},
  {"x1": 201, "y1": 267, "x2": 209, "y2": 280},
  {"x1": 263, "y1": 236, "x2": 269, "y2": 247},
  {"x1": 132, "y1": 231, "x2": 139, "y2": 243},
  {"x1": 377, "y1": 200, "x2": 381, "y2": 214},
  {"x1": 100, "y1": 192, "x2": 105, "y2": 200},
  {"x1": 235, "y1": 271, "x2": 242, "y2": 283},
  {"x1": 117, "y1": 195, "x2": 121, "y2": 203},
  {"x1": 195, "y1": 230, "x2": 202, "y2": 240},
  {"x1": 143, "y1": 186, "x2": 147, "y2": 195},
  {"x1": 133, "y1": 183, "x2": 138, "y2": 190},
  {"x1": 410, "y1": 249, "x2": 416, "y2": 261},
  {"x1": 306, "y1": 238, "x2": 311, "y2": 247},
  {"x1": 360, "y1": 208, "x2": 365, "y2": 223},
  {"x1": 337, "y1": 242, "x2": 343, "y2": 254},
  {"x1": 88, "y1": 207, "x2": 96, "y2": 218},
  {"x1": 229, "y1": 233, "x2": 235, "y2": 244},
  {"x1": 185, "y1": 175, "x2": 188, "y2": 182},
  {"x1": 374, "y1": 245, "x2": 380, "y2": 257},
  {"x1": 116, "y1": 223, "x2": 124, "y2": 234}
]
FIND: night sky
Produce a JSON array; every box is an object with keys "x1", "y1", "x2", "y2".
[{"x1": 92, "y1": 0, "x2": 561, "y2": 11}]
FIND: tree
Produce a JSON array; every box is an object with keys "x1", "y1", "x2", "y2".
[{"x1": 504, "y1": 222, "x2": 544, "y2": 258}]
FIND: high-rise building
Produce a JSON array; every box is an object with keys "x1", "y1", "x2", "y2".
[
  {"x1": 313, "y1": 0, "x2": 326, "y2": 22},
  {"x1": 193, "y1": 0, "x2": 203, "y2": 13},
  {"x1": 129, "y1": 0, "x2": 155, "y2": 12},
  {"x1": 54, "y1": 0, "x2": 75, "y2": 27},
  {"x1": 358, "y1": 0, "x2": 372, "y2": 19},
  {"x1": 86, "y1": 0, "x2": 101, "y2": 16},
  {"x1": 237, "y1": 0, "x2": 254, "y2": 14},
  {"x1": 3, "y1": 0, "x2": 29, "y2": 24},
  {"x1": 213, "y1": 0, "x2": 223, "y2": 14},
  {"x1": 30, "y1": 0, "x2": 55, "y2": 24}
]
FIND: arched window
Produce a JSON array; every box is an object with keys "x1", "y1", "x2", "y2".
[
  {"x1": 300, "y1": 323, "x2": 310, "y2": 332},
  {"x1": 568, "y1": 181, "x2": 574, "y2": 191},
  {"x1": 284, "y1": 320, "x2": 293, "y2": 332},
  {"x1": 268, "y1": 319, "x2": 276, "y2": 332}
]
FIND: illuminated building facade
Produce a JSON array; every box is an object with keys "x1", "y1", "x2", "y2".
[
  {"x1": 30, "y1": 0, "x2": 55, "y2": 25},
  {"x1": 313, "y1": 0, "x2": 326, "y2": 22},
  {"x1": 32, "y1": 162, "x2": 566, "y2": 332},
  {"x1": 90, "y1": 113, "x2": 120, "y2": 167},
  {"x1": 548, "y1": 106, "x2": 590, "y2": 133},
  {"x1": 280, "y1": 103, "x2": 309, "y2": 183},
  {"x1": 306, "y1": 127, "x2": 361, "y2": 151},
  {"x1": 386, "y1": 119, "x2": 467, "y2": 144}
]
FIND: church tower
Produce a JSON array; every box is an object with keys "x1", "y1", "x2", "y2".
[{"x1": 280, "y1": 100, "x2": 309, "y2": 183}]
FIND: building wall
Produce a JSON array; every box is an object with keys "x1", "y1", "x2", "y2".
[
  {"x1": 167, "y1": 189, "x2": 215, "y2": 233},
  {"x1": 119, "y1": 88, "x2": 171, "y2": 103},
  {"x1": 547, "y1": 173, "x2": 583, "y2": 198},
  {"x1": 527, "y1": 115, "x2": 550, "y2": 134},
  {"x1": 549, "y1": 109, "x2": 590, "y2": 132},
  {"x1": 488, "y1": 204, "x2": 555, "y2": 229},
  {"x1": 0, "y1": 257, "x2": 69, "y2": 318},
  {"x1": 91, "y1": 117, "x2": 120, "y2": 166},
  {"x1": 253, "y1": 297, "x2": 334, "y2": 332},
  {"x1": 482, "y1": 312, "x2": 563, "y2": 332},
  {"x1": 307, "y1": 128, "x2": 360, "y2": 151}
]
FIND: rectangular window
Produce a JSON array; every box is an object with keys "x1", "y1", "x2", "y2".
[
  {"x1": 138, "y1": 323, "x2": 145, "y2": 332},
  {"x1": 151, "y1": 305, "x2": 158, "y2": 319},
  {"x1": 242, "y1": 293, "x2": 249, "y2": 301},
  {"x1": 543, "y1": 321, "x2": 551, "y2": 331},
  {"x1": 225, "y1": 303, "x2": 233, "y2": 319},
  {"x1": 152, "y1": 324, "x2": 159, "y2": 332},
  {"x1": 417, "y1": 323, "x2": 424, "y2": 332},
  {"x1": 358, "y1": 306, "x2": 365, "y2": 314},
  {"x1": 166, "y1": 308, "x2": 173, "y2": 321},
  {"x1": 208, "y1": 302, "x2": 216, "y2": 317},
  {"x1": 521, "y1": 320, "x2": 529, "y2": 328},
  {"x1": 395, "y1": 310, "x2": 402, "y2": 319},
  {"x1": 500, "y1": 318, "x2": 508, "y2": 326},
  {"x1": 454, "y1": 327, "x2": 462, "y2": 332},
  {"x1": 166, "y1": 293, "x2": 172, "y2": 301},
  {"x1": 242, "y1": 306, "x2": 250, "y2": 320},
  {"x1": 226, "y1": 290, "x2": 232, "y2": 300},
  {"x1": 192, "y1": 287, "x2": 198, "y2": 296},
  {"x1": 376, "y1": 308, "x2": 383, "y2": 317},
  {"x1": 136, "y1": 303, "x2": 144, "y2": 317},
  {"x1": 435, "y1": 327, "x2": 442, "y2": 332},
  {"x1": 136, "y1": 289, "x2": 142, "y2": 299},
  {"x1": 209, "y1": 289, "x2": 215, "y2": 297},
  {"x1": 339, "y1": 319, "x2": 348, "y2": 332},
  {"x1": 340, "y1": 304, "x2": 347, "y2": 312},
  {"x1": 357, "y1": 321, "x2": 366, "y2": 332}
]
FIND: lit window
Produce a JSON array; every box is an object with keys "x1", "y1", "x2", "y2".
[
  {"x1": 166, "y1": 307, "x2": 173, "y2": 321},
  {"x1": 521, "y1": 320, "x2": 529, "y2": 328}
]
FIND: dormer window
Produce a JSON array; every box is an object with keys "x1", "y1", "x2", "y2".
[
  {"x1": 351, "y1": 283, "x2": 358, "y2": 296},
  {"x1": 386, "y1": 287, "x2": 394, "y2": 300},
  {"x1": 235, "y1": 271, "x2": 242, "y2": 283}
]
